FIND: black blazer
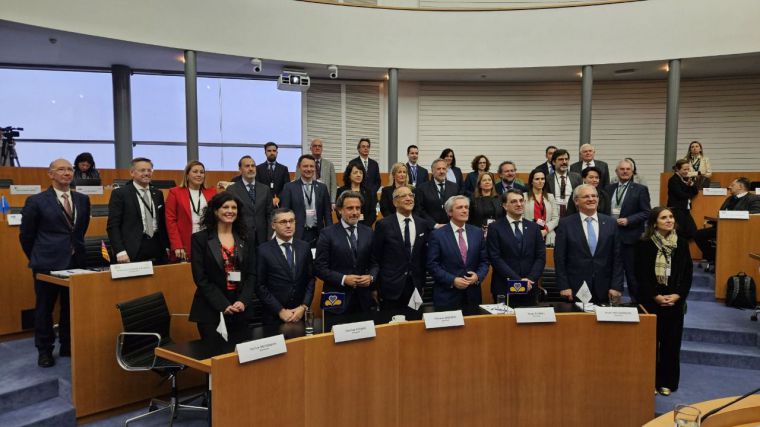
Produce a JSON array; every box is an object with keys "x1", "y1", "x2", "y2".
[
  {"x1": 570, "y1": 160, "x2": 611, "y2": 187},
  {"x1": 534, "y1": 161, "x2": 553, "y2": 178},
  {"x1": 406, "y1": 163, "x2": 428, "y2": 186},
  {"x1": 279, "y1": 179, "x2": 333, "y2": 240},
  {"x1": 20, "y1": 188, "x2": 91, "y2": 270},
  {"x1": 379, "y1": 185, "x2": 419, "y2": 218},
  {"x1": 314, "y1": 222, "x2": 379, "y2": 311},
  {"x1": 336, "y1": 185, "x2": 377, "y2": 227},
  {"x1": 189, "y1": 230, "x2": 256, "y2": 323},
  {"x1": 667, "y1": 174, "x2": 699, "y2": 211},
  {"x1": 450, "y1": 166, "x2": 464, "y2": 194},
  {"x1": 416, "y1": 179, "x2": 459, "y2": 225},
  {"x1": 373, "y1": 214, "x2": 434, "y2": 301},
  {"x1": 255, "y1": 238, "x2": 315, "y2": 320},
  {"x1": 719, "y1": 193, "x2": 760, "y2": 213},
  {"x1": 566, "y1": 187, "x2": 612, "y2": 216},
  {"x1": 255, "y1": 162, "x2": 290, "y2": 197},
  {"x1": 546, "y1": 172, "x2": 583, "y2": 197},
  {"x1": 468, "y1": 195, "x2": 504, "y2": 228},
  {"x1": 349, "y1": 156, "x2": 382, "y2": 194},
  {"x1": 604, "y1": 181, "x2": 651, "y2": 245},
  {"x1": 106, "y1": 181, "x2": 168, "y2": 260},
  {"x1": 226, "y1": 180, "x2": 273, "y2": 246},
  {"x1": 634, "y1": 237, "x2": 692, "y2": 312},
  {"x1": 554, "y1": 213, "x2": 624, "y2": 304},
  {"x1": 486, "y1": 217, "x2": 546, "y2": 298}
]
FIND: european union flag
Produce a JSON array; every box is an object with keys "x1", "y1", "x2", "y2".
[
  {"x1": 507, "y1": 280, "x2": 529, "y2": 294},
  {"x1": 0, "y1": 195, "x2": 9, "y2": 215},
  {"x1": 320, "y1": 292, "x2": 346, "y2": 314}
]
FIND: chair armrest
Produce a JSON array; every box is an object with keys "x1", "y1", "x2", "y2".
[{"x1": 115, "y1": 332, "x2": 161, "y2": 372}]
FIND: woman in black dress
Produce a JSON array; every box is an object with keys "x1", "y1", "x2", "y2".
[
  {"x1": 634, "y1": 207, "x2": 693, "y2": 396},
  {"x1": 336, "y1": 161, "x2": 377, "y2": 227},
  {"x1": 439, "y1": 148, "x2": 463, "y2": 192},
  {"x1": 468, "y1": 172, "x2": 502, "y2": 230},
  {"x1": 379, "y1": 162, "x2": 409, "y2": 217},
  {"x1": 72, "y1": 152, "x2": 100, "y2": 184},
  {"x1": 667, "y1": 159, "x2": 698, "y2": 239}
]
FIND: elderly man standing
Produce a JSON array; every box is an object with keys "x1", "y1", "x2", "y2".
[
  {"x1": 570, "y1": 143, "x2": 611, "y2": 187},
  {"x1": 20, "y1": 159, "x2": 91, "y2": 367},
  {"x1": 297, "y1": 138, "x2": 337, "y2": 208}
]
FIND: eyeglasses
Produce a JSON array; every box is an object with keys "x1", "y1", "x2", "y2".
[
  {"x1": 394, "y1": 193, "x2": 415, "y2": 199},
  {"x1": 273, "y1": 219, "x2": 296, "y2": 225}
]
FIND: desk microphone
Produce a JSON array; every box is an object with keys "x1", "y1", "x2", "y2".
[{"x1": 700, "y1": 386, "x2": 760, "y2": 424}]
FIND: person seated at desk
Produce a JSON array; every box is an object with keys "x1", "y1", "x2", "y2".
[
  {"x1": 255, "y1": 208, "x2": 315, "y2": 325},
  {"x1": 694, "y1": 177, "x2": 760, "y2": 268},
  {"x1": 190, "y1": 192, "x2": 256, "y2": 345},
  {"x1": 336, "y1": 160, "x2": 377, "y2": 227},
  {"x1": 165, "y1": 160, "x2": 217, "y2": 262},
  {"x1": 72, "y1": 152, "x2": 100, "y2": 185},
  {"x1": 379, "y1": 162, "x2": 411, "y2": 218}
]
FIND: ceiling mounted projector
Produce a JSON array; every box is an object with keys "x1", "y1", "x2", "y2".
[{"x1": 277, "y1": 70, "x2": 310, "y2": 92}]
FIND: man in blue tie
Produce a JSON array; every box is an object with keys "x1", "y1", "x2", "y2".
[
  {"x1": 405, "y1": 145, "x2": 429, "y2": 186},
  {"x1": 554, "y1": 184, "x2": 623, "y2": 305}
]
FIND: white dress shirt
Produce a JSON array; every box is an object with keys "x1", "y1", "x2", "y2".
[
  {"x1": 579, "y1": 212, "x2": 600, "y2": 245},
  {"x1": 450, "y1": 221, "x2": 468, "y2": 250},
  {"x1": 396, "y1": 212, "x2": 416, "y2": 248}
]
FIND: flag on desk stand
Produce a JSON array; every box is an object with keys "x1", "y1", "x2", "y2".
[
  {"x1": 0, "y1": 195, "x2": 9, "y2": 215},
  {"x1": 100, "y1": 240, "x2": 111, "y2": 263},
  {"x1": 506, "y1": 279, "x2": 529, "y2": 308},
  {"x1": 320, "y1": 292, "x2": 346, "y2": 333}
]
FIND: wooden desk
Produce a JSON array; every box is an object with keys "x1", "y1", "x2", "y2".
[
  {"x1": 644, "y1": 395, "x2": 760, "y2": 426},
  {"x1": 715, "y1": 216, "x2": 760, "y2": 302},
  {"x1": 36, "y1": 264, "x2": 202, "y2": 418},
  {"x1": 158, "y1": 313, "x2": 655, "y2": 426}
]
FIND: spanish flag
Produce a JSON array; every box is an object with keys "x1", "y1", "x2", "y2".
[{"x1": 101, "y1": 240, "x2": 111, "y2": 263}]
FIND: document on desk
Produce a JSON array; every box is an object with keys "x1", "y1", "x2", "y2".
[
  {"x1": 332, "y1": 320, "x2": 376, "y2": 343},
  {"x1": 595, "y1": 307, "x2": 639, "y2": 323},
  {"x1": 575, "y1": 302, "x2": 597, "y2": 313},
  {"x1": 479, "y1": 304, "x2": 515, "y2": 315},
  {"x1": 49, "y1": 269, "x2": 97, "y2": 278},
  {"x1": 6, "y1": 213, "x2": 22, "y2": 226},
  {"x1": 237, "y1": 334, "x2": 287, "y2": 364},
  {"x1": 515, "y1": 307, "x2": 556, "y2": 324},
  {"x1": 423, "y1": 310, "x2": 465, "y2": 329},
  {"x1": 110, "y1": 261, "x2": 154, "y2": 279}
]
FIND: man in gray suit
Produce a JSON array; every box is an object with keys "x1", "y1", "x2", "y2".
[
  {"x1": 226, "y1": 155, "x2": 273, "y2": 246},
  {"x1": 297, "y1": 138, "x2": 337, "y2": 209}
]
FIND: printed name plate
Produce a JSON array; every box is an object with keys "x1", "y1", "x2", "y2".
[
  {"x1": 702, "y1": 188, "x2": 727, "y2": 196},
  {"x1": 423, "y1": 310, "x2": 465, "y2": 329},
  {"x1": 10, "y1": 185, "x2": 41, "y2": 195},
  {"x1": 515, "y1": 307, "x2": 557, "y2": 324},
  {"x1": 237, "y1": 334, "x2": 287, "y2": 363},
  {"x1": 595, "y1": 307, "x2": 640, "y2": 323},
  {"x1": 6, "y1": 213, "x2": 22, "y2": 225},
  {"x1": 332, "y1": 320, "x2": 376, "y2": 343},
  {"x1": 110, "y1": 261, "x2": 154, "y2": 279},
  {"x1": 719, "y1": 210, "x2": 750, "y2": 220},
  {"x1": 75, "y1": 186, "x2": 104, "y2": 195}
]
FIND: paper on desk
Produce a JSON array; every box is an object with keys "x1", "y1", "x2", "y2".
[
  {"x1": 479, "y1": 304, "x2": 515, "y2": 315},
  {"x1": 49, "y1": 269, "x2": 96, "y2": 278},
  {"x1": 216, "y1": 312, "x2": 228, "y2": 342},
  {"x1": 408, "y1": 287, "x2": 423, "y2": 310},
  {"x1": 576, "y1": 281, "x2": 592, "y2": 304},
  {"x1": 575, "y1": 302, "x2": 597, "y2": 313}
]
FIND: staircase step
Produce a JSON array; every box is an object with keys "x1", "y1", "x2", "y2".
[
  {"x1": 690, "y1": 276, "x2": 714, "y2": 291},
  {"x1": 683, "y1": 327, "x2": 758, "y2": 347},
  {"x1": 0, "y1": 378, "x2": 59, "y2": 414},
  {"x1": 688, "y1": 288, "x2": 716, "y2": 301},
  {"x1": 681, "y1": 341, "x2": 760, "y2": 370},
  {"x1": 0, "y1": 397, "x2": 75, "y2": 427}
]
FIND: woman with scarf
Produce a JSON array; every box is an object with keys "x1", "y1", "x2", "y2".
[
  {"x1": 684, "y1": 140, "x2": 712, "y2": 188},
  {"x1": 634, "y1": 207, "x2": 693, "y2": 396}
]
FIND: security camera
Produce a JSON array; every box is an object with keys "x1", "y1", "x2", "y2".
[
  {"x1": 328, "y1": 65, "x2": 338, "y2": 80},
  {"x1": 250, "y1": 58, "x2": 262, "y2": 73}
]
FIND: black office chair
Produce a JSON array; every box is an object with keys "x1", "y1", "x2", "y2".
[
  {"x1": 83, "y1": 236, "x2": 112, "y2": 268},
  {"x1": 115, "y1": 292, "x2": 206, "y2": 426},
  {"x1": 90, "y1": 204, "x2": 109, "y2": 217},
  {"x1": 537, "y1": 267, "x2": 563, "y2": 303}
]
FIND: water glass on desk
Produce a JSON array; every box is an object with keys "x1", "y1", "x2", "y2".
[
  {"x1": 674, "y1": 404, "x2": 700, "y2": 426},
  {"x1": 496, "y1": 295, "x2": 507, "y2": 314},
  {"x1": 304, "y1": 308, "x2": 314, "y2": 335}
]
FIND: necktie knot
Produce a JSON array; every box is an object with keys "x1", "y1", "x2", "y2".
[
  {"x1": 348, "y1": 225, "x2": 356, "y2": 234},
  {"x1": 282, "y1": 242, "x2": 291, "y2": 249},
  {"x1": 404, "y1": 218, "x2": 411, "y2": 225}
]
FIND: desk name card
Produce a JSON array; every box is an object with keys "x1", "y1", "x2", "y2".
[
  {"x1": 515, "y1": 307, "x2": 557, "y2": 324},
  {"x1": 718, "y1": 210, "x2": 750, "y2": 220},
  {"x1": 595, "y1": 307, "x2": 640, "y2": 323},
  {"x1": 75, "y1": 186, "x2": 104, "y2": 195},
  {"x1": 6, "y1": 213, "x2": 22, "y2": 226},
  {"x1": 423, "y1": 310, "x2": 465, "y2": 329},
  {"x1": 702, "y1": 188, "x2": 727, "y2": 196},
  {"x1": 10, "y1": 185, "x2": 41, "y2": 195},
  {"x1": 110, "y1": 261, "x2": 154, "y2": 279},
  {"x1": 236, "y1": 334, "x2": 287, "y2": 363},
  {"x1": 332, "y1": 320, "x2": 376, "y2": 343}
]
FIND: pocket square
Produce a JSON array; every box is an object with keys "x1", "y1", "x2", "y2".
[{"x1": 418, "y1": 233, "x2": 425, "y2": 237}]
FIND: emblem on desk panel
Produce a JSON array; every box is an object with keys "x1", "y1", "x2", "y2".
[{"x1": 508, "y1": 280, "x2": 528, "y2": 294}]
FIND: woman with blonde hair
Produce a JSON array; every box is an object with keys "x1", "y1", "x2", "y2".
[
  {"x1": 165, "y1": 160, "x2": 217, "y2": 261},
  {"x1": 379, "y1": 162, "x2": 412, "y2": 217},
  {"x1": 684, "y1": 140, "x2": 712, "y2": 187}
]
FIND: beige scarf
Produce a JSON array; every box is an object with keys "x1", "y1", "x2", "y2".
[{"x1": 651, "y1": 230, "x2": 678, "y2": 285}]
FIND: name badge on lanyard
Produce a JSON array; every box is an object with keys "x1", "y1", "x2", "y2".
[{"x1": 228, "y1": 271, "x2": 241, "y2": 282}]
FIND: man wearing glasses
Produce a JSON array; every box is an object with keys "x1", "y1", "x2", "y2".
[
  {"x1": 296, "y1": 138, "x2": 337, "y2": 209},
  {"x1": 373, "y1": 185, "x2": 434, "y2": 311}
]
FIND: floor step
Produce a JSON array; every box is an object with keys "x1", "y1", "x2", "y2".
[
  {"x1": 0, "y1": 397, "x2": 75, "y2": 427},
  {"x1": 0, "y1": 377, "x2": 59, "y2": 414},
  {"x1": 683, "y1": 327, "x2": 758, "y2": 347},
  {"x1": 681, "y1": 341, "x2": 760, "y2": 370},
  {"x1": 691, "y1": 274, "x2": 714, "y2": 291},
  {"x1": 688, "y1": 288, "x2": 716, "y2": 301}
]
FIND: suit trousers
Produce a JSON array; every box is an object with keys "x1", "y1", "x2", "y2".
[
  {"x1": 694, "y1": 226, "x2": 717, "y2": 262},
  {"x1": 33, "y1": 269, "x2": 71, "y2": 353},
  {"x1": 136, "y1": 234, "x2": 167, "y2": 264},
  {"x1": 196, "y1": 313, "x2": 251, "y2": 348},
  {"x1": 380, "y1": 277, "x2": 416, "y2": 312},
  {"x1": 302, "y1": 228, "x2": 319, "y2": 248},
  {"x1": 621, "y1": 243, "x2": 639, "y2": 302},
  {"x1": 655, "y1": 304, "x2": 685, "y2": 390}
]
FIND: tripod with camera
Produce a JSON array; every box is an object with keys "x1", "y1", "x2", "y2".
[{"x1": 1, "y1": 126, "x2": 22, "y2": 167}]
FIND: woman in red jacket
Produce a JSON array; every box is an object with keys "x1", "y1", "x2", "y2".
[{"x1": 165, "y1": 160, "x2": 217, "y2": 261}]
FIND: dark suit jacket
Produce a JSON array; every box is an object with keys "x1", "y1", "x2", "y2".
[
  {"x1": 416, "y1": 180, "x2": 459, "y2": 224},
  {"x1": 570, "y1": 160, "x2": 611, "y2": 187},
  {"x1": 165, "y1": 186, "x2": 216, "y2": 257},
  {"x1": 666, "y1": 174, "x2": 698, "y2": 211},
  {"x1": 534, "y1": 161, "x2": 553, "y2": 178},
  {"x1": 554, "y1": 213, "x2": 623, "y2": 304},
  {"x1": 255, "y1": 238, "x2": 315, "y2": 321},
  {"x1": 379, "y1": 185, "x2": 397, "y2": 218},
  {"x1": 546, "y1": 172, "x2": 582, "y2": 198},
  {"x1": 467, "y1": 196, "x2": 503, "y2": 228},
  {"x1": 189, "y1": 230, "x2": 256, "y2": 323},
  {"x1": 373, "y1": 214, "x2": 434, "y2": 301},
  {"x1": 406, "y1": 163, "x2": 428, "y2": 187},
  {"x1": 226, "y1": 180, "x2": 273, "y2": 246},
  {"x1": 719, "y1": 193, "x2": 760, "y2": 213},
  {"x1": 604, "y1": 181, "x2": 651, "y2": 245},
  {"x1": 350, "y1": 156, "x2": 381, "y2": 194},
  {"x1": 255, "y1": 162, "x2": 290, "y2": 197},
  {"x1": 450, "y1": 166, "x2": 464, "y2": 194},
  {"x1": 106, "y1": 181, "x2": 168, "y2": 261},
  {"x1": 336, "y1": 185, "x2": 377, "y2": 227},
  {"x1": 494, "y1": 180, "x2": 528, "y2": 195},
  {"x1": 634, "y1": 237, "x2": 692, "y2": 312},
  {"x1": 279, "y1": 179, "x2": 333, "y2": 240},
  {"x1": 486, "y1": 217, "x2": 546, "y2": 298},
  {"x1": 314, "y1": 222, "x2": 379, "y2": 311},
  {"x1": 426, "y1": 223, "x2": 489, "y2": 309},
  {"x1": 20, "y1": 188, "x2": 91, "y2": 270},
  {"x1": 566, "y1": 187, "x2": 612, "y2": 216}
]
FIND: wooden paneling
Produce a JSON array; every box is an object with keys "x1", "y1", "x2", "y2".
[{"x1": 715, "y1": 215, "x2": 760, "y2": 302}]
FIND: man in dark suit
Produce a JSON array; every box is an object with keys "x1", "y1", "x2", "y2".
[
  {"x1": 255, "y1": 208, "x2": 315, "y2": 325},
  {"x1": 255, "y1": 141, "x2": 290, "y2": 202},
  {"x1": 417, "y1": 159, "x2": 459, "y2": 225},
  {"x1": 279, "y1": 154, "x2": 333, "y2": 247},
  {"x1": 605, "y1": 159, "x2": 651, "y2": 302},
  {"x1": 406, "y1": 144, "x2": 429, "y2": 187},
  {"x1": 107, "y1": 157, "x2": 168, "y2": 263},
  {"x1": 554, "y1": 184, "x2": 623, "y2": 305},
  {"x1": 20, "y1": 159, "x2": 91, "y2": 367},
  {"x1": 546, "y1": 148, "x2": 582, "y2": 218},
  {"x1": 695, "y1": 177, "x2": 760, "y2": 265},
  {"x1": 427, "y1": 195, "x2": 490, "y2": 310},
  {"x1": 487, "y1": 189, "x2": 546, "y2": 307},
  {"x1": 534, "y1": 145, "x2": 557, "y2": 177},
  {"x1": 373, "y1": 185, "x2": 434, "y2": 311},
  {"x1": 315, "y1": 191, "x2": 379, "y2": 314},
  {"x1": 349, "y1": 138, "x2": 381, "y2": 195},
  {"x1": 494, "y1": 160, "x2": 528, "y2": 195},
  {"x1": 570, "y1": 143, "x2": 611, "y2": 187},
  {"x1": 226, "y1": 155, "x2": 273, "y2": 246}
]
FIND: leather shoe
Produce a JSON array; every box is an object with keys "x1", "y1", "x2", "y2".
[
  {"x1": 658, "y1": 387, "x2": 671, "y2": 396},
  {"x1": 38, "y1": 352, "x2": 55, "y2": 368},
  {"x1": 59, "y1": 346, "x2": 71, "y2": 357}
]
